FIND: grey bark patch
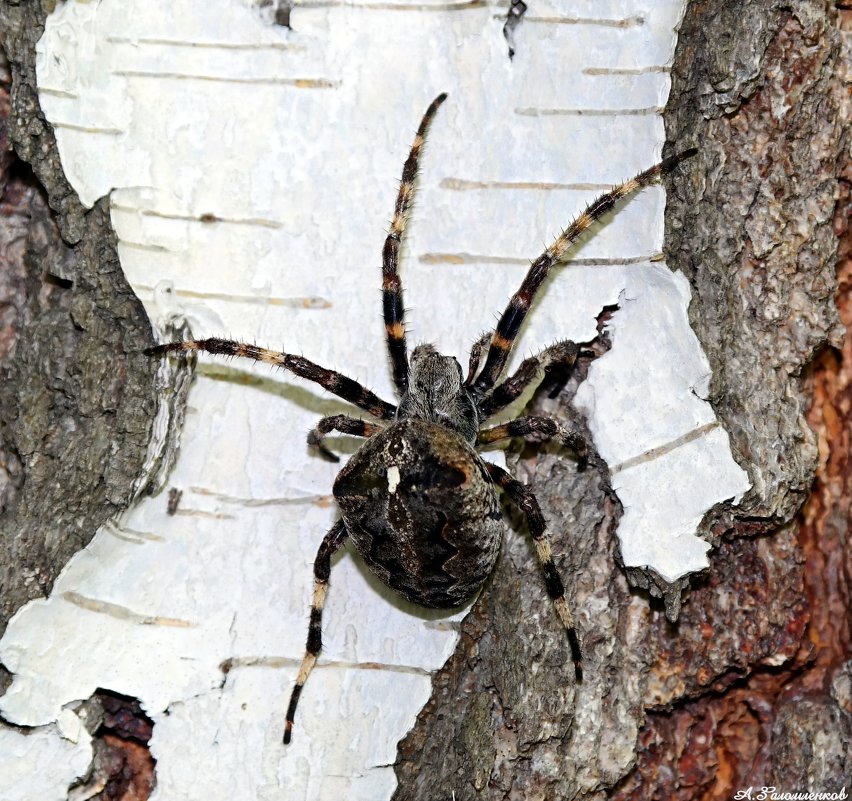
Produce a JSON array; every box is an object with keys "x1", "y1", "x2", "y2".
[
  {"x1": 663, "y1": 0, "x2": 846, "y2": 526},
  {"x1": 0, "y1": 8, "x2": 160, "y2": 637}
]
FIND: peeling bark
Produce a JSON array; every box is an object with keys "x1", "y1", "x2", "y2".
[
  {"x1": 606, "y1": 3, "x2": 851, "y2": 794},
  {"x1": 69, "y1": 690, "x2": 157, "y2": 801}
]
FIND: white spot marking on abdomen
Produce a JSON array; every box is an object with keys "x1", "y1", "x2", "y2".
[{"x1": 387, "y1": 465, "x2": 401, "y2": 494}]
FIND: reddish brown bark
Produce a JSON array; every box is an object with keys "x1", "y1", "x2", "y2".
[{"x1": 610, "y1": 24, "x2": 852, "y2": 794}]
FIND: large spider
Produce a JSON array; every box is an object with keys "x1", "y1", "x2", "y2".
[{"x1": 148, "y1": 93, "x2": 695, "y2": 743}]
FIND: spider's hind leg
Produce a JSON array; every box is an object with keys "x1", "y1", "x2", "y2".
[
  {"x1": 484, "y1": 462, "x2": 583, "y2": 681},
  {"x1": 308, "y1": 415, "x2": 383, "y2": 462},
  {"x1": 284, "y1": 519, "x2": 348, "y2": 744}
]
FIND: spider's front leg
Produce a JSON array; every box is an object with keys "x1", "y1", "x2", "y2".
[
  {"x1": 472, "y1": 148, "x2": 697, "y2": 395},
  {"x1": 475, "y1": 340, "x2": 580, "y2": 419},
  {"x1": 307, "y1": 415, "x2": 383, "y2": 462},
  {"x1": 381, "y1": 93, "x2": 447, "y2": 397},
  {"x1": 284, "y1": 519, "x2": 348, "y2": 744},
  {"x1": 465, "y1": 331, "x2": 493, "y2": 386},
  {"x1": 477, "y1": 415, "x2": 589, "y2": 470},
  {"x1": 484, "y1": 462, "x2": 583, "y2": 681},
  {"x1": 146, "y1": 338, "x2": 396, "y2": 420}
]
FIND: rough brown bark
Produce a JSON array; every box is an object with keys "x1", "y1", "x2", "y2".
[
  {"x1": 611, "y1": 108, "x2": 851, "y2": 801},
  {"x1": 393, "y1": 1, "x2": 849, "y2": 798},
  {"x1": 0, "y1": 4, "x2": 160, "y2": 648},
  {"x1": 605, "y1": 3, "x2": 851, "y2": 797}
]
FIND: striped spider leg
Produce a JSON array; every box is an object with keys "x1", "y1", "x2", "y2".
[
  {"x1": 466, "y1": 147, "x2": 698, "y2": 676},
  {"x1": 148, "y1": 92, "x2": 696, "y2": 742}
]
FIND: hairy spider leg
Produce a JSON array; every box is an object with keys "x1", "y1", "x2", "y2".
[
  {"x1": 382, "y1": 92, "x2": 448, "y2": 398},
  {"x1": 284, "y1": 519, "x2": 348, "y2": 744},
  {"x1": 465, "y1": 331, "x2": 493, "y2": 386},
  {"x1": 475, "y1": 340, "x2": 580, "y2": 419},
  {"x1": 478, "y1": 415, "x2": 588, "y2": 469},
  {"x1": 307, "y1": 414, "x2": 384, "y2": 462},
  {"x1": 146, "y1": 339, "x2": 396, "y2": 420},
  {"x1": 471, "y1": 148, "x2": 698, "y2": 395},
  {"x1": 485, "y1": 462, "x2": 583, "y2": 681}
]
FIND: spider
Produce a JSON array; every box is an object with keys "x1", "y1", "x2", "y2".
[{"x1": 148, "y1": 93, "x2": 696, "y2": 744}]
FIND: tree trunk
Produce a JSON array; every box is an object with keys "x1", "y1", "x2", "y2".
[
  {"x1": 394, "y1": 2, "x2": 851, "y2": 798},
  {"x1": 0, "y1": 1, "x2": 849, "y2": 800},
  {"x1": 0, "y1": 2, "x2": 161, "y2": 666}
]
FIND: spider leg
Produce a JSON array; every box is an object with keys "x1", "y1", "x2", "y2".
[
  {"x1": 477, "y1": 415, "x2": 588, "y2": 469},
  {"x1": 307, "y1": 415, "x2": 383, "y2": 462},
  {"x1": 477, "y1": 340, "x2": 579, "y2": 419},
  {"x1": 465, "y1": 331, "x2": 493, "y2": 386},
  {"x1": 146, "y1": 338, "x2": 396, "y2": 420},
  {"x1": 471, "y1": 148, "x2": 697, "y2": 395},
  {"x1": 484, "y1": 462, "x2": 583, "y2": 681},
  {"x1": 283, "y1": 519, "x2": 348, "y2": 744},
  {"x1": 382, "y1": 93, "x2": 447, "y2": 398}
]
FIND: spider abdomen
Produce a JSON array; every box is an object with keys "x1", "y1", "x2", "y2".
[{"x1": 334, "y1": 418, "x2": 503, "y2": 608}]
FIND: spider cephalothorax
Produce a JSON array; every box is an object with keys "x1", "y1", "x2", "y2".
[
  {"x1": 149, "y1": 93, "x2": 695, "y2": 744},
  {"x1": 397, "y1": 344, "x2": 479, "y2": 442}
]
